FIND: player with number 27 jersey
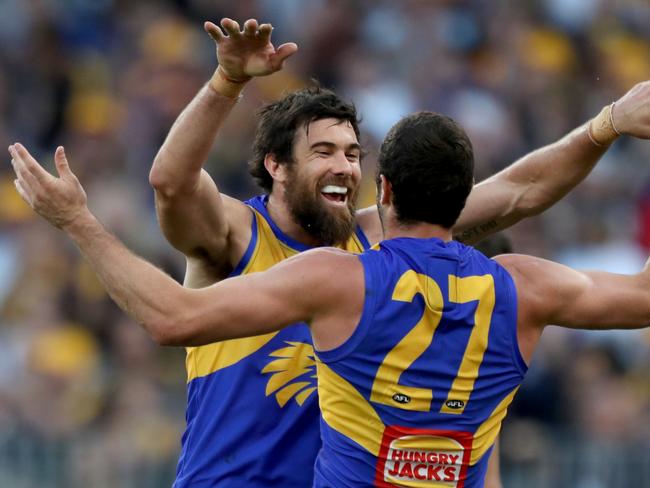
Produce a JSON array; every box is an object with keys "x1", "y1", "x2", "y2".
[{"x1": 314, "y1": 237, "x2": 526, "y2": 487}]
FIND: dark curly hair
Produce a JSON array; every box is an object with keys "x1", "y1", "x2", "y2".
[
  {"x1": 378, "y1": 112, "x2": 474, "y2": 229},
  {"x1": 249, "y1": 85, "x2": 361, "y2": 191}
]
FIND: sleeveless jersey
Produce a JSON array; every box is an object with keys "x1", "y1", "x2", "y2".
[
  {"x1": 173, "y1": 195, "x2": 370, "y2": 487},
  {"x1": 314, "y1": 237, "x2": 526, "y2": 488}
]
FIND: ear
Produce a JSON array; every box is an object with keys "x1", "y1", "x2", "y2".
[
  {"x1": 264, "y1": 154, "x2": 289, "y2": 184},
  {"x1": 378, "y1": 174, "x2": 393, "y2": 206}
]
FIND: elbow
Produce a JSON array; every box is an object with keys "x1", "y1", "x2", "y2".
[
  {"x1": 146, "y1": 307, "x2": 220, "y2": 347},
  {"x1": 149, "y1": 158, "x2": 174, "y2": 197},
  {"x1": 149, "y1": 157, "x2": 200, "y2": 200},
  {"x1": 145, "y1": 308, "x2": 196, "y2": 347},
  {"x1": 146, "y1": 316, "x2": 183, "y2": 347}
]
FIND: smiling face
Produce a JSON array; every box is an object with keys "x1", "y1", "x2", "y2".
[{"x1": 283, "y1": 118, "x2": 362, "y2": 245}]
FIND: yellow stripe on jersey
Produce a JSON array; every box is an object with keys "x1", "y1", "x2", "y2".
[
  {"x1": 440, "y1": 275, "x2": 496, "y2": 415},
  {"x1": 186, "y1": 332, "x2": 279, "y2": 382},
  {"x1": 186, "y1": 209, "x2": 367, "y2": 382},
  {"x1": 317, "y1": 359, "x2": 385, "y2": 456},
  {"x1": 370, "y1": 270, "x2": 445, "y2": 412},
  {"x1": 470, "y1": 386, "x2": 520, "y2": 465}
]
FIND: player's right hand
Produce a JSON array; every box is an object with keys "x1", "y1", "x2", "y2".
[
  {"x1": 9, "y1": 143, "x2": 88, "y2": 229},
  {"x1": 205, "y1": 18, "x2": 298, "y2": 82}
]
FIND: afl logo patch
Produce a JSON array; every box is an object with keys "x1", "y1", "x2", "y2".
[
  {"x1": 445, "y1": 400, "x2": 465, "y2": 410},
  {"x1": 392, "y1": 393, "x2": 411, "y2": 404}
]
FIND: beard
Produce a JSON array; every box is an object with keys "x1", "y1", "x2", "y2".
[{"x1": 284, "y1": 170, "x2": 358, "y2": 246}]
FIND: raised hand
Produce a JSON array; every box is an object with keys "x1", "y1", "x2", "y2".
[
  {"x1": 205, "y1": 18, "x2": 298, "y2": 82},
  {"x1": 612, "y1": 81, "x2": 650, "y2": 139},
  {"x1": 9, "y1": 143, "x2": 88, "y2": 229}
]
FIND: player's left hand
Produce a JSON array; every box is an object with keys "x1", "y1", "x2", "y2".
[
  {"x1": 612, "y1": 81, "x2": 650, "y2": 139},
  {"x1": 9, "y1": 143, "x2": 88, "y2": 229}
]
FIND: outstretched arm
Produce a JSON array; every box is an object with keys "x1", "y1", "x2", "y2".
[
  {"x1": 149, "y1": 18, "x2": 297, "y2": 270},
  {"x1": 454, "y1": 81, "x2": 650, "y2": 244},
  {"x1": 9, "y1": 144, "x2": 358, "y2": 346},
  {"x1": 496, "y1": 253, "x2": 650, "y2": 361}
]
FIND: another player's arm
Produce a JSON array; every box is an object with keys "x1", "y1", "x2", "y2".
[
  {"x1": 453, "y1": 81, "x2": 650, "y2": 245},
  {"x1": 10, "y1": 143, "x2": 360, "y2": 346},
  {"x1": 64, "y1": 212, "x2": 350, "y2": 346},
  {"x1": 177, "y1": 249, "x2": 362, "y2": 347},
  {"x1": 149, "y1": 18, "x2": 297, "y2": 267},
  {"x1": 496, "y1": 253, "x2": 650, "y2": 361},
  {"x1": 484, "y1": 439, "x2": 503, "y2": 488}
]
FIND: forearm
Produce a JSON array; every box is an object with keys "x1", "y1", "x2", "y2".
[
  {"x1": 455, "y1": 124, "x2": 607, "y2": 243},
  {"x1": 150, "y1": 70, "x2": 245, "y2": 195},
  {"x1": 63, "y1": 211, "x2": 185, "y2": 343},
  {"x1": 496, "y1": 123, "x2": 606, "y2": 216}
]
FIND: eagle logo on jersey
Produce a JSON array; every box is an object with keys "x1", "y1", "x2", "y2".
[{"x1": 262, "y1": 341, "x2": 317, "y2": 407}]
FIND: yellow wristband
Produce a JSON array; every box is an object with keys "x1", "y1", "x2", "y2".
[
  {"x1": 587, "y1": 103, "x2": 620, "y2": 147},
  {"x1": 208, "y1": 66, "x2": 250, "y2": 99}
]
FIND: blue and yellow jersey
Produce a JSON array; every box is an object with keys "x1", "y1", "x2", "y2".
[
  {"x1": 173, "y1": 195, "x2": 370, "y2": 487},
  {"x1": 314, "y1": 237, "x2": 526, "y2": 488}
]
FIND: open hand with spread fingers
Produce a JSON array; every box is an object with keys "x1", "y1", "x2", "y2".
[
  {"x1": 9, "y1": 143, "x2": 88, "y2": 229},
  {"x1": 205, "y1": 17, "x2": 298, "y2": 82}
]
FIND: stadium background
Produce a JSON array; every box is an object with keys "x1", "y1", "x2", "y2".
[{"x1": 0, "y1": 0, "x2": 649, "y2": 486}]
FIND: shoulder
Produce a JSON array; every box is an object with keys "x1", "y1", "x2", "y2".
[
  {"x1": 494, "y1": 253, "x2": 569, "y2": 331},
  {"x1": 356, "y1": 205, "x2": 382, "y2": 245},
  {"x1": 291, "y1": 248, "x2": 363, "y2": 286},
  {"x1": 493, "y1": 254, "x2": 545, "y2": 297},
  {"x1": 494, "y1": 253, "x2": 563, "y2": 288},
  {"x1": 273, "y1": 248, "x2": 365, "y2": 314},
  {"x1": 288, "y1": 247, "x2": 363, "y2": 275}
]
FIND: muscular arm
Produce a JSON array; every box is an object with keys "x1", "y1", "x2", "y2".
[
  {"x1": 10, "y1": 141, "x2": 361, "y2": 347},
  {"x1": 149, "y1": 18, "x2": 297, "y2": 268},
  {"x1": 454, "y1": 124, "x2": 602, "y2": 243},
  {"x1": 62, "y1": 210, "x2": 354, "y2": 346},
  {"x1": 453, "y1": 81, "x2": 650, "y2": 244},
  {"x1": 149, "y1": 84, "x2": 248, "y2": 262},
  {"x1": 496, "y1": 253, "x2": 650, "y2": 361}
]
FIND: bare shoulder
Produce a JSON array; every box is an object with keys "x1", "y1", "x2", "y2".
[
  {"x1": 493, "y1": 253, "x2": 553, "y2": 361},
  {"x1": 356, "y1": 205, "x2": 382, "y2": 245},
  {"x1": 248, "y1": 247, "x2": 364, "y2": 326},
  {"x1": 494, "y1": 253, "x2": 584, "y2": 291},
  {"x1": 493, "y1": 253, "x2": 546, "y2": 278},
  {"x1": 493, "y1": 253, "x2": 554, "y2": 301},
  {"x1": 286, "y1": 247, "x2": 362, "y2": 291},
  {"x1": 495, "y1": 253, "x2": 559, "y2": 312},
  {"x1": 285, "y1": 246, "x2": 363, "y2": 277},
  {"x1": 495, "y1": 252, "x2": 591, "y2": 332}
]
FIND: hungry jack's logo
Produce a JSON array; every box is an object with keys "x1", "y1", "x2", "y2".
[
  {"x1": 262, "y1": 341, "x2": 317, "y2": 407},
  {"x1": 375, "y1": 426, "x2": 473, "y2": 488}
]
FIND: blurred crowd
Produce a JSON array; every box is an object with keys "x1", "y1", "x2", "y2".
[{"x1": 0, "y1": 0, "x2": 649, "y2": 486}]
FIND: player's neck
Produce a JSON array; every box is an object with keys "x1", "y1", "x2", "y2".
[
  {"x1": 266, "y1": 192, "x2": 325, "y2": 247},
  {"x1": 383, "y1": 218, "x2": 452, "y2": 242}
]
